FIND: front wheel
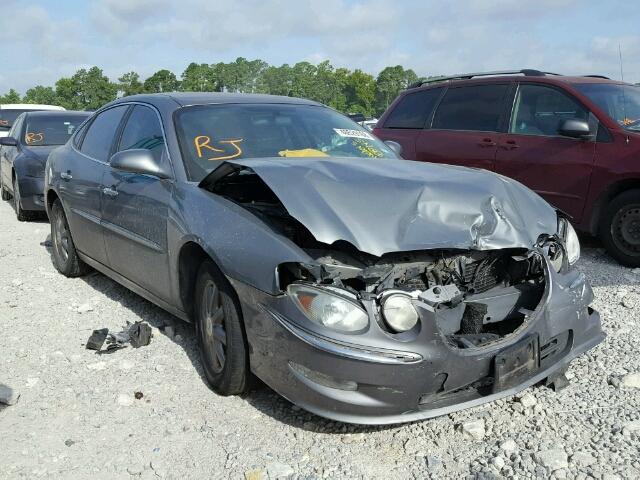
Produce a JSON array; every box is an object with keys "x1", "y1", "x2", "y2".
[
  {"x1": 601, "y1": 189, "x2": 640, "y2": 267},
  {"x1": 0, "y1": 175, "x2": 10, "y2": 201},
  {"x1": 50, "y1": 199, "x2": 90, "y2": 277},
  {"x1": 195, "y1": 260, "x2": 249, "y2": 395}
]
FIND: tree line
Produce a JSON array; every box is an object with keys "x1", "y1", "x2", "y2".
[{"x1": 0, "y1": 58, "x2": 427, "y2": 117}]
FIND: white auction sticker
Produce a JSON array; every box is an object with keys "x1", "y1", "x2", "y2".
[{"x1": 333, "y1": 128, "x2": 374, "y2": 140}]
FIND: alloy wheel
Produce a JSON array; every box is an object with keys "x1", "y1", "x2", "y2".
[{"x1": 201, "y1": 280, "x2": 227, "y2": 374}]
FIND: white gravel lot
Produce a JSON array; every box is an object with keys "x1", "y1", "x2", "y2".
[{"x1": 0, "y1": 198, "x2": 639, "y2": 480}]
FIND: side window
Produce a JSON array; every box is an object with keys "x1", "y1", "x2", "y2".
[
  {"x1": 383, "y1": 88, "x2": 443, "y2": 129},
  {"x1": 79, "y1": 106, "x2": 129, "y2": 162},
  {"x1": 432, "y1": 84, "x2": 509, "y2": 132},
  {"x1": 117, "y1": 105, "x2": 166, "y2": 164},
  {"x1": 510, "y1": 84, "x2": 589, "y2": 137},
  {"x1": 9, "y1": 115, "x2": 23, "y2": 140}
]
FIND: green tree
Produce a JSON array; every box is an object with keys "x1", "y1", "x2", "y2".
[
  {"x1": 181, "y1": 63, "x2": 219, "y2": 92},
  {"x1": 55, "y1": 67, "x2": 117, "y2": 110},
  {"x1": 118, "y1": 72, "x2": 143, "y2": 97},
  {"x1": 220, "y1": 57, "x2": 268, "y2": 93},
  {"x1": 23, "y1": 86, "x2": 58, "y2": 105},
  {"x1": 0, "y1": 89, "x2": 22, "y2": 104},
  {"x1": 143, "y1": 69, "x2": 180, "y2": 93},
  {"x1": 375, "y1": 66, "x2": 418, "y2": 114},
  {"x1": 256, "y1": 64, "x2": 293, "y2": 96},
  {"x1": 344, "y1": 69, "x2": 376, "y2": 116}
]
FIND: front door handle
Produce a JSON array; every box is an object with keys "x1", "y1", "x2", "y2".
[
  {"x1": 60, "y1": 171, "x2": 73, "y2": 180},
  {"x1": 501, "y1": 140, "x2": 520, "y2": 150},
  {"x1": 102, "y1": 187, "x2": 118, "y2": 197}
]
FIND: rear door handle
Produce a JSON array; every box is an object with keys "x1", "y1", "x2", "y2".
[
  {"x1": 478, "y1": 138, "x2": 496, "y2": 148},
  {"x1": 102, "y1": 187, "x2": 118, "y2": 197},
  {"x1": 60, "y1": 171, "x2": 72, "y2": 180}
]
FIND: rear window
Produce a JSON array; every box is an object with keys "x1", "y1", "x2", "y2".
[
  {"x1": 383, "y1": 88, "x2": 443, "y2": 129},
  {"x1": 432, "y1": 84, "x2": 509, "y2": 132}
]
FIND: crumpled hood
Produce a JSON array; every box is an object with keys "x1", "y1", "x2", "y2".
[{"x1": 201, "y1": 157, "x2": 558, "y2": 257}]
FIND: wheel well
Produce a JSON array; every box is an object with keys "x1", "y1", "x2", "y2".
[
  {"x1": 178, "y1": 242, "x2": 211, "y2": 320},
  {"x1": 46, "y1": 189, "x2": 59, "y2": 211},
  {"x1": 590, "y1": 179, "x2": 640, "y2": 235}
]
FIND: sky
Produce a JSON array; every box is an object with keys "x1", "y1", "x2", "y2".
[{"x1": 0, "y1": 0, "x2": 638, "y2": 94}]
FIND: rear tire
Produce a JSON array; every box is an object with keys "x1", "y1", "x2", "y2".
[
  {"x1": 50, "y1": 199, "x2": 90, "y2": 277},
  {"x1": 600, "y1": 189, "x2": 640, "y2": 267},
  {"x1": 194, "y1": 259, "x2": 249, "y2": 395}
]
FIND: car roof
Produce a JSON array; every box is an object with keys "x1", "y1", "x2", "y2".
[
  {"x1": 406, "y1": 70, "x2": 630, "y2": 92},
  {"x1": 0, "y1": 104, "x2": 65, "y2": 110},
  {"x1": 111, "y1": 92, "x2": 322, "y2": 108}
]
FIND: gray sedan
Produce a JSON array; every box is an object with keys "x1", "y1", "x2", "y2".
[{"x1": 44, "y1": 93, "x2": 604, "y2": 424}]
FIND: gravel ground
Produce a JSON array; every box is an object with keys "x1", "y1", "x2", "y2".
[{"x1": 0, "y1": 198, "x2": 639, "y2": 480}]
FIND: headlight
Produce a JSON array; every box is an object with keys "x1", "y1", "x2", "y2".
[
  {"x1": 381, "y1": 293, "x2": 419, "y2": 332},
  {"x1": 559, "y1": 217, "x2": 580, "y2": 265},
  {"x1": 287, "y1": 284, "x2": 369, "y2": 333}
]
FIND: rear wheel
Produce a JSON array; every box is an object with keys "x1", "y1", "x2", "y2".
[
  {"x1": 13, "y1": 175, "x2": 37, "y2": 222},
  {"x1": 601, "y1": 189, "x2": 640, "y2": 267},
  {"x1": 195, "y1": 260, "x2": 249, "y2": 395},
  {"x1": 50, "y1": 199, "x2": 90, "y2": 277}
]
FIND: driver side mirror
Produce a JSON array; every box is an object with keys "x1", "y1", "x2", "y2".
[
  {"x1": 110, "y1": 149, "x2": 171, "y2": 179},
  {"x1": 557, "y1": 119, "x2": 592, "y2": 140},
  {"x1": 384, "y1": 140, "x2": 403, "y2": 157},
  {"x1": 0, "y1": 137, "x2": 18, "y2": 147}
]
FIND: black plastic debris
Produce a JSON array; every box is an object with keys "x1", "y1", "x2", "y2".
[
  {"x1": 86, "y1": 328, "x2": 109, "y2": 351},
  {"x1": 86, "y1": 322, "x2": 152, "y2": 354}
]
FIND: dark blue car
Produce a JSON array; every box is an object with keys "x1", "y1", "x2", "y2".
[{"x1": 0, "y1": 110, "x2": 90, "y2": 220}]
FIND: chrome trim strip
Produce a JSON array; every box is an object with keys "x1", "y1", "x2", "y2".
[
  {"x1": 70, "y1": 207, "x2": 101, "y2": 225},
  {"x1": 101, "y1": 218, "x2": 163, "y2": 253},
  {"x1": 261, "y1": 305, "x2": 423, "y2": 365}
]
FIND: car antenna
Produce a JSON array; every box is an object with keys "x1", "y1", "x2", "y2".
[{"x1": 619, "y1": 43, "x2": 628, "y2": 127}]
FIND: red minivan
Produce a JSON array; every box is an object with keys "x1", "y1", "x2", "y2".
[{"x1": 374, "y1": 70, "x2": 640, "y2": 266}]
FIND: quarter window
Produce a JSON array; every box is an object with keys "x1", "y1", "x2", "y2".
[
  {"x1": 384, "y1": 88, "x2": 443, "y2": 129},
  {"x1": 118, "y1": 105, "x2": 166, "y2": 164},
  {"x1": 432, "y1": 84, "x2": 509, "y2": 132},
  {"x1": 79, "y1": 106, "x2": 129, "y2": 162},
  {"x1": 510, "y1": 84, "x2": 589, "y2": 136}
]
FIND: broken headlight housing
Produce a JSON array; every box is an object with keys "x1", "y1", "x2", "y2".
[
  {"x1": 288, "y1": 284, "x2": 369, "y2": 333},
  {"x1": 558, "y1": 217, "x2": 580, "y2": 265},
  {"x1": 381, "y1": 293, "x2": 419, "y2": 332}
]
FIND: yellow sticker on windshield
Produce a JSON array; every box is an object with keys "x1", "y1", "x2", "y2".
[
  {"x1": 25, "y1": 132, "x2": 44, "y2": 144},
  {"x1": 278, "y1": 148, "x2": 328, "y2": 158},
  {"x1": 194, "y1": 135, "x2": 243, "y2": 161}
]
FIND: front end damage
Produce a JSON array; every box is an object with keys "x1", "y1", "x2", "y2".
[{"x1": 201, "y1": 158, "x2": 605, "y2": 424}]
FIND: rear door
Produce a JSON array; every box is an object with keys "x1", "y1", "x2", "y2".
[
  {"x1": 100, "y1": 104, "x2": 173, "y2": 300},
  {"x1": 60, "y1": 105, "x2": 129, "y2": 265},
  {"x1": 373, "y1": 87, "x2": 444, "y2": 159},
  {"x1": 494, "y1": 83, "x2": 596, "y2": 221},
  {"x1": 415, "y1": 83, "x2": 511, "y2": 170}
]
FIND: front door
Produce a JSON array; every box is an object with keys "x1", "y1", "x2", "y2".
[
  {"x1": 101, "y1": 105, "x2": 173, "y2": 301},
  {"x1": 494, "y1": 83, "x2": 596, "y2": 221}
]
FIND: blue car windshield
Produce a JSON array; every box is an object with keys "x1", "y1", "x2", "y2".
[
  {"x1": 23, "y1": 114, "x2": 89, "y2": 146},
  {"x1": 174, "y1": 103, "x2": 396, "y2": 181},
  {"x1": 575, "y1": 83, "x2": 640, "y2": 132}
]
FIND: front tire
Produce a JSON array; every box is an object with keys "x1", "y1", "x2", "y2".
[
  {"x1": 50, "y1": 199, "x2": 90, "y2": 277},
  {"x1": 601, "y1": 189, "x2": 640, "y2": 267},
  {"x1": 195, "y1": 260, "x2": 249, "y2": 395},
  {"x1": 0, "y1": 176, "x2": 10, "y2": 201}
]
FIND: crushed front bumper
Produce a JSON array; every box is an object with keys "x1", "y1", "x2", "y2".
[{"x1": 234, "y1": 264, "x2": 604, "y2": 425}]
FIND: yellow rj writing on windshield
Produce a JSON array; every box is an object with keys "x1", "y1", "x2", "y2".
[{"x1": 194, "y1": 135, "x2": 243, "y2": 161}]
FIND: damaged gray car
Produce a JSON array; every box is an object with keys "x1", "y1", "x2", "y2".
[{"x1": 44, "y1": 93, "x2": 604, "y2": 425}]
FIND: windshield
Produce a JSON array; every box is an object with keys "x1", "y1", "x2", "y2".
[
  {"x1": 23, "y1": 114, "x2": 89, "y2": 146},
  {"x1": 175, "y1": 103, "x2": 396, "y2": 181},
  {"x1": 575, "y1": 83, "x2": 640, "y2": 132},
  {"x1": 0, "y1": 109, "x2": 35, "y2": 130}
]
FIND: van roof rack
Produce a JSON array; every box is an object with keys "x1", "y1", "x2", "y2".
[{"x1": 408, "y1": 69, "x2": 561, "y2": 89}]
